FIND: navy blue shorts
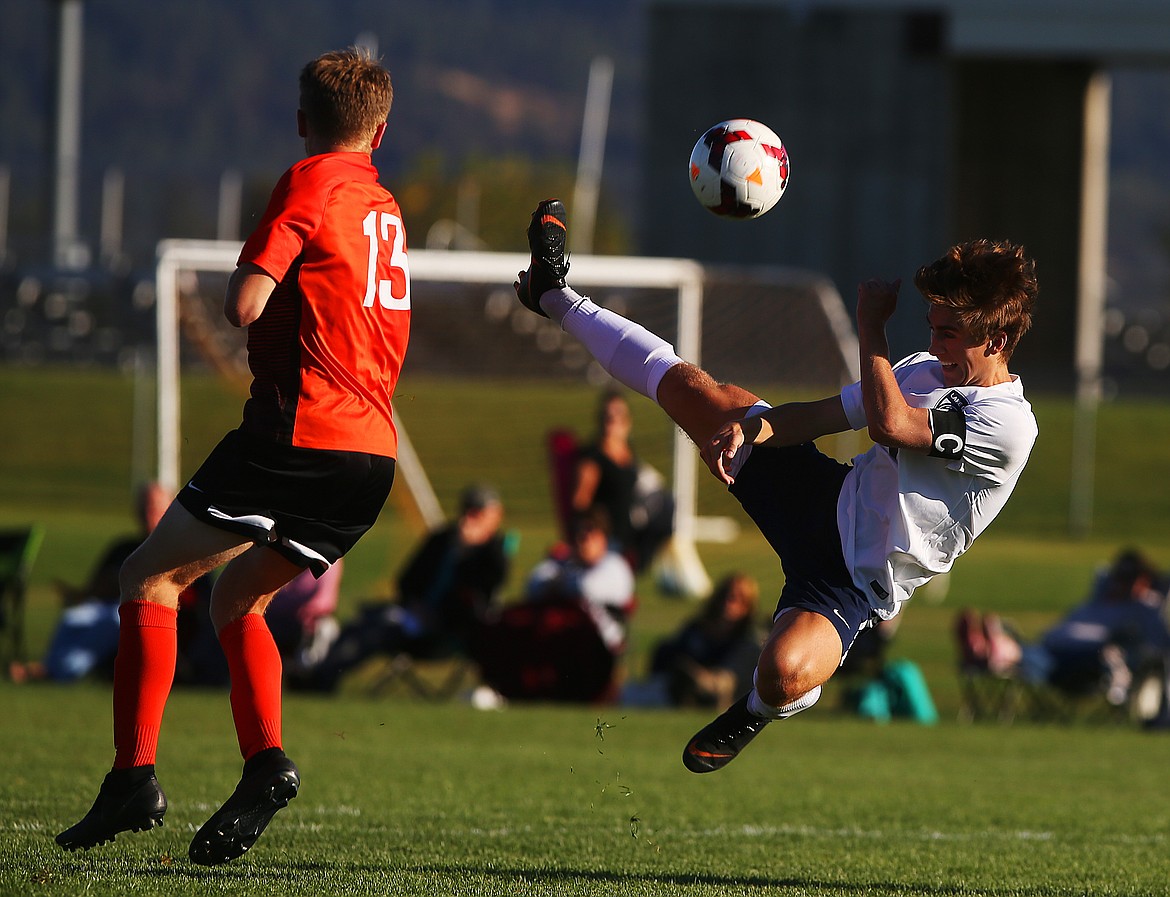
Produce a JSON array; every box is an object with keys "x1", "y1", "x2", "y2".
[
  {"x1": 177, "y1": 428, "x2": 395, "y2": 576},
  {"x1": 728, "y1": 442, "x2": 877, "y2": 658}
]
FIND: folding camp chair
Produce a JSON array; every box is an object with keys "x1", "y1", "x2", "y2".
[
  {"x1": 0, "y1": 526, "x2": 45, "y2": 664},
  {"x1": 365, "y1": 649, "x2": 476, "y2": 701}
]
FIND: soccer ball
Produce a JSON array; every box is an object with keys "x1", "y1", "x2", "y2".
[{"x1": 688, "y1": 119, "x2": 789, "y2": 219}]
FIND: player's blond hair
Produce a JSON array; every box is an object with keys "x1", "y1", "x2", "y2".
[
  {"x1": 299, "y1": 47, "x2": 393, "y2": 147},
  {"x1": 914, "y1": 238, "x2": 1037, "y2": 361}
]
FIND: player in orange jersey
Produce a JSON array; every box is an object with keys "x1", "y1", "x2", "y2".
[{"x1": 57, "y1": 47, "x2": 409, "y2": 865}]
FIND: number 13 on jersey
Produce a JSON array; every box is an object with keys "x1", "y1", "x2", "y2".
[{"x1": 362, "y1": 209, "x2": 410, "y2": 310}]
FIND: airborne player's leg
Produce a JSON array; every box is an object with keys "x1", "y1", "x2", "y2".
[
  {"x1": 514, "y1": 199, "x2": 764, "y2": 451},
  {"x1": 514, "y1": 199, "x2": 837, "y2": 775}
]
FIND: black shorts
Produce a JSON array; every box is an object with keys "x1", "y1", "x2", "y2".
[
  {"x1": 177, "y1": 428, "x2": 395, "y2": 576},
  {"x1": 728, "y1": 442, "x2": 877, "y2": 659}
]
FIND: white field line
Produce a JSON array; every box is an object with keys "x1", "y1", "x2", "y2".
[
  {"x1": 266, "y1": 811, "x2": 1169, "y2": 848},
  {"x1": 15, "y1": 810, "x2": 1164, "y2": 849}
]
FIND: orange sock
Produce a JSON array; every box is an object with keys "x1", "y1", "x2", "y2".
[
  {"x1": 219, "y1": 614, "x2": 283, "y2": 761},
  {"x1": 112, "y1": 600, "x2": 178, "y2": 769}
]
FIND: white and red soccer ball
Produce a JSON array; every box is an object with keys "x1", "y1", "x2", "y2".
[{"x1": 689, "y1": 119, "x2": 789, "y2": 219}]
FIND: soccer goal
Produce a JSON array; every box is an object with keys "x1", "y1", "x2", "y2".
[{"x1": 154, "y1": 240, "x2": 858, "y2": 595}]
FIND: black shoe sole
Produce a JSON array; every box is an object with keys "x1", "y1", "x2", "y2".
[
  {"x1": 516, "y1": 199, "x2": 568, "y2": 316},
  {"x1": 188, "y1": 769, "x2": 299, "y2": 866},
  {"x1": 56, "y1": 812, "x2": 166, "y2": 851},
  {"x1": 681, "y1": 695, "x2": 769, "y2": 774}
]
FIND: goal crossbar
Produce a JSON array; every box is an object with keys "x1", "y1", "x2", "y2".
[{"x1": 154, "y1": 241, "x2": 714, "y2": 587}]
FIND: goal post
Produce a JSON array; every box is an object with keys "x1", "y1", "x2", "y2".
[{"x1": 153, "y1": 241, "x2": 713, "y2": 588}]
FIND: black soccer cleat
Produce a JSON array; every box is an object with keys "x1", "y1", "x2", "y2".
[
  {"x1": 188, "y1": 749, "x2": 300, "y2": 866},
  {"x1": 682, "y1": 693, "x2": 771, "y2": 774},
  {"x1": 514, "y1": 198, "x2": 570, "y2": 317},
  {"x1": 56, "y1": 766, "x2": 168, "y2": 851}
]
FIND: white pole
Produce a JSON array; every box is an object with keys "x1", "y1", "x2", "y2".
[
  {"x1": 1070, "y1": 70, "x2": 1111, "y2": 537},
  {"x1": 155, "y1": 255, "x2": 181, "y2": 494},
  {"x1": 672, "y1": 272, "x2": 702, "y2": 544},
  {"x1": 53, "y1": 0, "x2": 87, "y2": 270},
  {"x1": 570, "y1": 56, "x2": 613, "y2": 255},
  {"x1": 390, "y1": 406, "x2": 445, "y2": 529},
  {"x1": 663, "y1": 269, "x2": 713, "y2": 597}
]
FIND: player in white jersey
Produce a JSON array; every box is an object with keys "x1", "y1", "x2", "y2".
[{"x1": 515, "y1": 199, "x2": 1038, "y2": 773}]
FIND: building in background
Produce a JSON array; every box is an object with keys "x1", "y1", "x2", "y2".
[{"x1": 643, "y1": 0, "x2": 1170, "y2": 385}]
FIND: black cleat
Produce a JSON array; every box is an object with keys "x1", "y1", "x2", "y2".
[
  {"x1": 682, "y1": 693, "x2": 770, "y2": 774},
  {"x1": 56, "y1": 766, "x2": 167, "y2": 851},
  {"x1": 188, "y1": 749, "x2": 299, "y2": 866},
  {"x1": 515, "y1": 198, "x2": 570, "y2": 317}
]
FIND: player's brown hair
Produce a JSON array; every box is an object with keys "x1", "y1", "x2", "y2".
[
  {"x1": 299, "y1": 47, "x2": 393, "y2": 146},
  {"x1": 914, "y1": 239, "x2": 1037, "y2": 361}
]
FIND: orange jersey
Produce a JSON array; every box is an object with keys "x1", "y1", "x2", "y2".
[{"x1": 238, "y1": 152, "x2": 410, "y2": 457}]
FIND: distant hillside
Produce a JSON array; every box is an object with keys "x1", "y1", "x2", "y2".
[
  {"x1": 1, "y1": 0, "x2": 1168, "y2": 330},
  {"x1": 0, "y1": 0, "x2": 644, "y2": 266}
]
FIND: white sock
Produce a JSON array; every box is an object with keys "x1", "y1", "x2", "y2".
[
  {"x1": 539, "y1": 287, "x2": 684, "y2": 403},
  {"x1": 746, "y1": 683, "x2": 822, "y2": 721}
]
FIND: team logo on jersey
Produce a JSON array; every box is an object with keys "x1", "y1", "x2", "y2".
[
  {"x1": 929, "y1": 391, "x2": 968, "y2": 459},
  {"x1": 936, "y1": 390, "x2": 969, "y2": 414}
]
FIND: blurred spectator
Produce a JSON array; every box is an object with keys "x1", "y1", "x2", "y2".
[
  {"x1": 267, "y1": 561, "x2": 344, "y2": 670},
  {"x1": 525, "y1": 507, "x2": 637, "y2": 656},
  {"x1": 623, "y1": 573, "x2": 763, "y2": 710},
  {"x1": 957, "y1": 548, "x2": 1170, "y2": 721},
  {"x1": 9, "y1": 482, "x2": 212, "y2": 683},
  {"x1": 472, "y1": 507, "x2": 636, "y2": 704},
  {"x1": 571, "y1": 388, "x2": 673, "y2": 572},
  {"x1": 291, "y1": 484, "x2": 510, "y2": 692},
  {"x1": 178, "y1": 560, "x2": 345, "y2": 687}
]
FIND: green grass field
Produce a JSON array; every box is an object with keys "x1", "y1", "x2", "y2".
[
  {"x1": 5, "y1": 686, "x2": 1169, "y2": 896},
  {"x1": 3, "y1": 367, "x2": 1170, "y2": 895}
]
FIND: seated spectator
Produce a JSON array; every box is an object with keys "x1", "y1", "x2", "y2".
[
  {"x1": 525, "y1": 507, "x2": 637, "y2": 656},
  {"x1": 266, "y1": 560, "x2": 344, "y2": 667},
  {"x1": 625, "y1": 572, "x2": 763, "y2": 710},
  {"x1": 179, "y1": 560, "x2": 345, "y2": 687},
  {"x1": 570, "y1": 389, "x2": 673, "y2": 573},
  {"x1": 9, "y1": 482, "x2": 212, "y2": 683},
  {"x1": 958, "y1": 548, "x2": 1170, "y2": 717},
  {"x1": 292, "y1": 484, "x2": 510, "y2": 691},
  {"x1": 472, "y1": 508, "x2": 636, "y2": 704}
]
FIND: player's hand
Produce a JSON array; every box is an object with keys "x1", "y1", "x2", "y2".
[
  {"x1": 856, "y1": 277, "x2": 901, "y2": 330},
  {"x1": 701, "y1": 418, "x2": 755, "y2": 485}
]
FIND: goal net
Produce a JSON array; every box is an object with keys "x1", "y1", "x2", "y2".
[{"x1": 154, "y1": 240, "x2": 858, "y2": 595}]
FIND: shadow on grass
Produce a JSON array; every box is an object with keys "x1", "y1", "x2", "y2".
[
  {"x1": 117, "y1": 858, "x2": 1118, "y2": 897},
  {"x1": 409, "y1": 865, "x2": 1109, "y2": 897}
]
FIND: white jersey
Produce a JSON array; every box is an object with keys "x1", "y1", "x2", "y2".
[
  {"x1": 837, "y1": 352, "x2": 1037, "y2": 617},
  {"x1": 526, "y1": 551, "x2": 636, "y2": 651}
]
